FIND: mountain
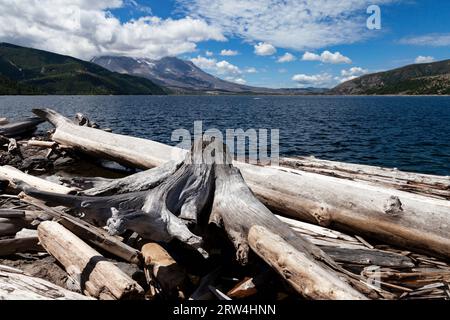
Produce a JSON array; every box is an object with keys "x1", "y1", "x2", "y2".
[
  {"x1": 91, "y1": 56, "x2": 326, "y2": 95},
  {"x1": 0, "y1": 43, "x2": 166, "y2": 95},
  {"x1": 332, "y1": 59, "x2": 450, "y2": 95}
]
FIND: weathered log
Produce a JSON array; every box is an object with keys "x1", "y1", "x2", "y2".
[
  {"x1": 0, "y1": 268, "x2": 94, "y2": 300},
  {"x1": 33, "y1": 108, "x2": 450, "y2": 260},
  {"x1": 141, "y1": 242, "x2": 187, "y2": 298},
  {"x1": 0, "y1": 237, "x2": 43, "y2": 256},
  {"x1": 0, "y1": 165, "x2": 77, "y2": 194},
  {"x1": 21, "y1": 196, "x2": 142, "y2": 265},
  {"x1": 0, "y1": 117, "x2": 44, "y2": 138},
  {"x1": 0, "y1": 118, "x2": 8, "y2": 125},
  {"x1": 27, "y1": 140, "x2": 57, "y2": 149},
  {"x1": 248, "y1": 225, "x2": 366, "y2": 300},
  {"x1": 211, "y1": 163, "x2": 368, "y2": 300},
  {"x1": 33, "y1": 108, "x2": 185, "y2": 168},
  {"x1": 37, "y1": 221, "x2": 144, "y2": 299},
  {"x1": 280, "y1": 156, "x2": 450, "y2": 200}
]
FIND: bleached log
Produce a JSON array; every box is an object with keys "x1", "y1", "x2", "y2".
[
  {"x1": 0, "y1": 165, "x2": 77, "y2": 194},
  {"x1": 0, "y1": 117, "x2": 44, "y2": 138},
  {"x1": 33, "y1": 108, "x2": 186, "y2": 168},
  {"x1": 280, "y1": 157, "x2": 450, "y2": 200},
  {"x1": 0, "y1": 269, "x2": 94, "y2": 300},
  {"x1": 38, "y1": 221, "x2": 144, "y2": 299},
  {"x1": 248, "y1": 225, "x2": 366, "y2": 300},
  {"x1": 0, "y1": 118, "x2": 8, "y2": 125},
  {"x1": 33, "y1": 108, "x2": 450, "y2": 260}
]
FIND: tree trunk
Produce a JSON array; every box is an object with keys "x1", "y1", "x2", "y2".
[
  {"x1": 37, "y1": 221, "x2": 144, "y2": 299},
  {"x1": 0, "y1": 165, "x2": 77, "y2": 194},
  {"x1": 33, "y1": 108, "x2": 450, "y2": 261},
  {"x1": 279, "y1": 156, "x2": 450, "y2": 200},
  {"x1": 0, "y1": 268, "x2": 94, "y2": 300},
  {"x1": 0, "y1": 117, "x2": 44, "y2": 138},
  {"x1": 248, "y1": 225, "x2": 366, "y2": 300}
]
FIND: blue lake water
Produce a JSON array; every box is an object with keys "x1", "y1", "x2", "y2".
[{"x1": 0, "y1": 95, "x2": 449, "y2": 176}]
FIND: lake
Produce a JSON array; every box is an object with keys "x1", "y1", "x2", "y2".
[{"x1": 1, "y1": 95, "x2": 449, "y2": 176}]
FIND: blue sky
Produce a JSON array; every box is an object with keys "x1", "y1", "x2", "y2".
[{"x1": 1, "y1": 0, "x2": 449, "y2": 88}]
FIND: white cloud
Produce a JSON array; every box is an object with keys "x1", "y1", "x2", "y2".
[
  {"x1": 254, "y1": 42, "x2": 276, "y2": 56},
  {"x1": 339, "y1": 66, "x2": 369, "y2": 82},
  {"x1": 400, "y1": 34, "x2": 450, "y2": 47},
  {"x1": 220, "y1": 49, "x2": 239, "y2": 56},
  {"x1": 302, "y1": 50, "x2": 352, "y2": 64},
  {"x1": 206, "y1": 50, "x2": 214, "y2": 56},
  {"x1": 244, "y1": 67, "x2": 257, "y2": 73},
  {"x1": 0, "y1": 0, "x2": 225, "y2": 60},
  {"x1": 178, "y1": 0, "x2": 397, "y2": 51},
  {"x1": 277, "y1": 52, "x2": 296, "y2": 63},
  {"x1": 292, "y1": 73, "x2": 333, "y2": 87},
  {"x1": 415, "y1": 56, "x2": 435, "y2": 64},
  {"x1": 191, "y1": 56, "x2": 242, "y2": 75},
  {"x1": 226, "y1": 77, "x2": 247, "y2": 84}
]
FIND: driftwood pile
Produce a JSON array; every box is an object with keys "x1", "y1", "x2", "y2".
[{"x1": 0, "y1": 109, "x2": 449, "y2": 300}]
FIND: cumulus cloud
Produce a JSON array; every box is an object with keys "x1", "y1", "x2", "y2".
[
  {"x1": 277, "y1": 52, "x2": 296, "y2": 63},
  {"x1": 254, "y1": 42, "x2": 277, "y2": 56},
  {"x1": 415, "y1": 56, "x2": 435, "y2": 64},
  {"x1": 226, "y1": 77, "x2": 247, "y2": 84},
  {"x1": 177, "y1": 0, "x2": 397, "y2": 51},
  {"x1": 302, "y1": 51, "x2": 352, "y2": 64},
  {"x1": 191, "y1": 56, "x2": 242, "y2": 75},
  {"x1": 206, "y1": 50, "x2": 214, "y2": 56},
  {"x1": 220, "y1": 49, "x2": 239, "y2": 56},
  {"x1": 338, "y1": 66, "x2": 369, "y2": 82},
  {"x1": 0, "y1": 0, "x2": 225, "y2": 60},
  {"x1": 244, "y1": 67, "x2": 258, "y2": 73},
  {"x1": 292, "y1": 73, "x2": 333, "y2": 87},
  {"x1": 400, "y1": 34, "x2": 450, "y2": 47}
]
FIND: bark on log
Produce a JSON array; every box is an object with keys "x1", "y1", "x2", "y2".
[
  {"x1": 0, "y1": 117, "x2": 44, "y2": 138},
  {"x1": 37, "y1": 221, "x2": 144, "y2": 299},
  {"x1": 248, "y1": 225, "x2": 366, "y2": 300},
  {"x1": 0, "y1": 269, "x2": 94, "y2": 300},
  {"x1": 0, "y1": 165, "x2": 77, "y2": 194},
  {"x1": 33, "y1": 108, "x2": 450, "y2": 260},
  {"x1": 0, "y1": 217, "x2": 28, "y2": 237}
]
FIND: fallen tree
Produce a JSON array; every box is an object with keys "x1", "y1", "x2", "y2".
[
  {"x1": 0, "y1": 266, "x2": 94, "y2": 300},
  {"x1": 37, "y1": 221, "x2": 144, "y2": 300},
  {"x1": 32, "y1": 108, "x2": 450, "y2": 261},
  {"x1": 0, "y1": 117, "x2": 44, "y2": 138}
]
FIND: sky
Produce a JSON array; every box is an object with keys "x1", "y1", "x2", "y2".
[{"x1": 0, "y1": 0, "x2": 449, "y2": 88}]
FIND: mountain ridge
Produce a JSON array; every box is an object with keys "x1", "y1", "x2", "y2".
[
  {"x1": 331, "y1": 59, "x2": 450, "y2": 95},
  {"x1": 91, "y1": 55, "x2": 327, "y2": 95},
  {"x1": 0, "y1": 43, "x2": 166, "y2": 95}
]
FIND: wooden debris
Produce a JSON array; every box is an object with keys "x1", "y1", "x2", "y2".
[
  {"x1": 0, "y1": 237, "x2": 43, "y2": 256},
  {"x1": 33, "y1": 108, "x2": 450, "y2": 261},
  {"x1": 0, "y1": 117, "x2": 44, "y2": 138},
  {"x1": 37, "y1": 221, "x2": 144, "y2": 299},
  {"x1": 248, "y1": 225, "x2": 367, "y2": 300},
  {"x1": 0, "y1": 165, "x2": 77, "y2": 194},
  {"x1": 0, "y1": 268, "x2": 94, "y2": 300},
  {"x1": 141, "y1": 242, "x2": 187, "y2": 298}
]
